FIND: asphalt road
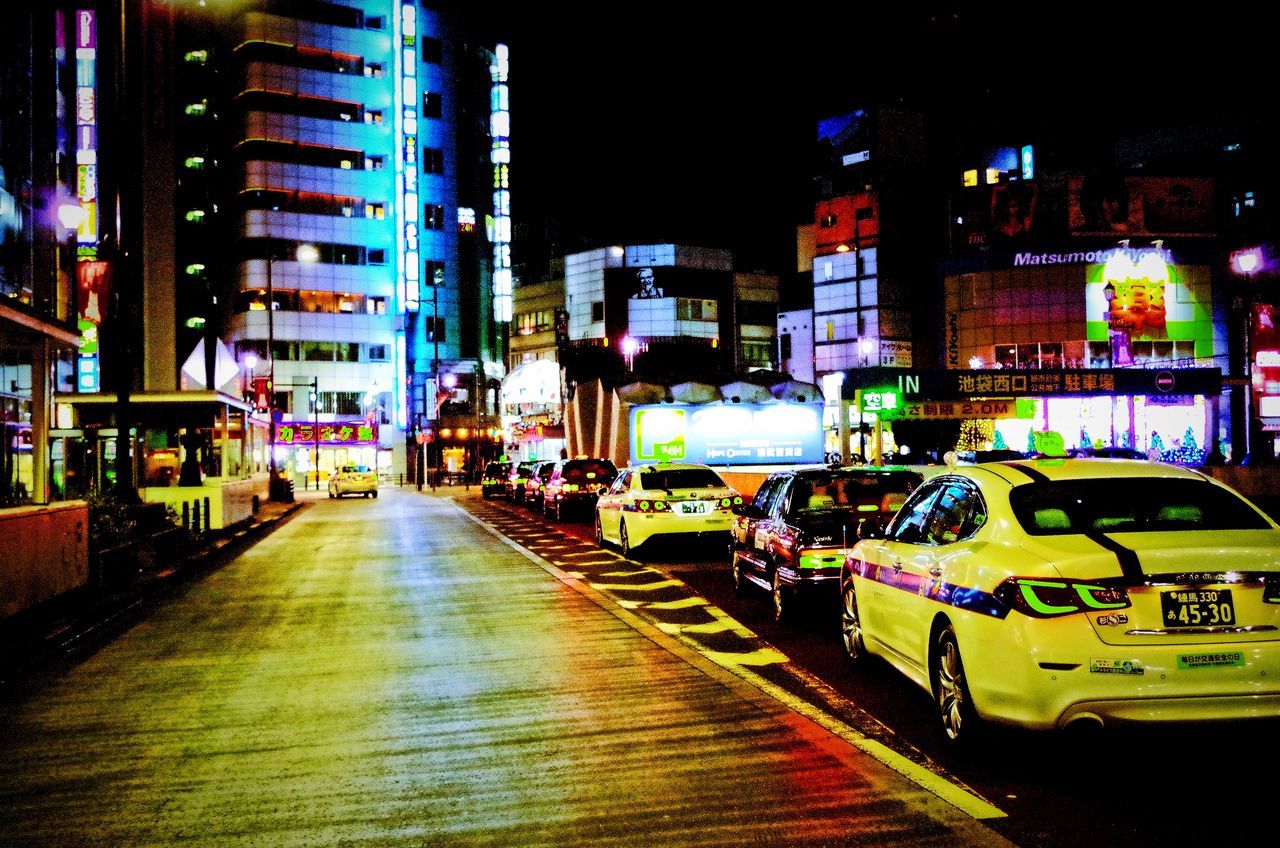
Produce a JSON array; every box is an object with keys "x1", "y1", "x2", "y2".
[
  {"x1": 0, "y1": 488, "x2": 1013, "y2": 848},
  {"x1": 468, "y1": 488, "x2": 1280, "y2": 848}
]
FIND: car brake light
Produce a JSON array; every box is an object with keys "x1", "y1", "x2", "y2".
[
  {"x1": 562, "y1": 483, "x2": 579, "y2": 492},
  {"x1": 994, "y1": 577, "x2": 1131, "y2": 618},
  {"x1": 880, "y1": 493, "x2": 907, "y2": 513},
  {"x1": 637, "y1": 500, "x2": 669, "y2": 513}
]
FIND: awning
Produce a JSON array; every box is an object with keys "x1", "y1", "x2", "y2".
[{"x1": 501, "y1": 359, "x2": 561, "y2": 405}]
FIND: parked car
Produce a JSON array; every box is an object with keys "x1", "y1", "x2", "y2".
[
  {"x1": 840, "y1": 458, "x2": 1280, "y2": 745},
  {"x1": 523, "y1": 461, "x2": 558, "y2": 511},
  {"x1": 731, "y1": 467, "x2": 923, "y2": 624},
  {"x1": 480, "y1": 461, "x2": 512, "y2": 499},
  {"x1": 542, "y1": 457, "x2": 617, "y2": 521},
  {"x1": 595, "y1": 462, "x2": 741, "y2": 557},
  {"x1": 328, "y1": 465, "x2": 378, "y2": 499},
  {"x1": 505, "y1": 460, "x2": 541, "y2": 503}
]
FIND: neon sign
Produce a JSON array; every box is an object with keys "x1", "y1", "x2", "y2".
[
  {"x1": 397, "y1": 2, "x2": 420, "y2": 313},
  {"x1": 490, "y1": 44, "x2": 512, "y2": 322},
  {"x1": 76, "y1": 9, "x2": 99, "y2": 392},
  {"x1": 277, "y1": 422, "x2": 379, "y2": 445}
]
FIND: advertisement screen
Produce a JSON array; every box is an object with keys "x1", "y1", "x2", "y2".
[
  {"x1": 631, "y1": 404, "x2": 824, "y2": 467},
  {"x1": 1084, "y1": 249, "x2": 1215, "y2": 362},
  {"x1": 817, "y1": 111, "x2": 870, "y2": 169},
  {"x1": 1068, "y1": 175, "x2": 1215, "y2": 237}
]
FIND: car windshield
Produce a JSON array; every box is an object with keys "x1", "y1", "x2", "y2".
[
  {"x1": 342, "y1": 466, "x2": 370, "y2": 473},
  {"x1": 484, "y1": 463, "x2": 510, "y2": 477},
  {"x1": 513, "y1": 462, "x2": 538, "y2": 477},
  {"x1": 640, "y1": 468, "x2": 725, "y2": 490},
  {"x1": 1010, "y1": 478, "x2": 1271, "y2": 535},
  {"x1": 788, "y1": 472, "x2": 920, "y2": 515},
  {"x1": 562, "y1": 460, "x2": 616, "y2": 482},
  {"x1": 537, "y1": 464, "x2": 556, "y2": 480}
]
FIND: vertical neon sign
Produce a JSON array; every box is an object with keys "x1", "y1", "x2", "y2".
[
  {"x1": 75, "y1": 9, "x2": 100, "y2": 392},
  {"x1": 399, "y1": 2, "x2": 420, "y2": 314},
  {"x1": 490, "y1": 44, "x2": 511, "y2": 323}
]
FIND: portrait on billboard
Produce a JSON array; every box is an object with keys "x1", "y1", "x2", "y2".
[
  {"x1": 989, "y1": 182, "x2": 1040, "y2": 246},
  {"x1": 633, "y1": 267, "x2": 663, "y2": 299},
  {"x1": 1070, "y1": 174, "x2": 1144, "y2": 235}
]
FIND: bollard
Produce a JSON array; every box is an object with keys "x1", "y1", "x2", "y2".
[
  {"x1": 182, "y1": 501, "x2": 190, "y2": 530},
  {"x1": 204, "y1": 498, "x2": 212, "y2": 531},
  {"x1": 193, "y1": 501, "x2": 202, "y2": 535}
]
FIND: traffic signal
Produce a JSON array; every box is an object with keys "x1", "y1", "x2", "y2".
[{"x1": 252, "y1": 377, "x2": 273, "y2": 412}]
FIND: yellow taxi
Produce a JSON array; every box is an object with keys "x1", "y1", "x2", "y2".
[
  {"x1": 840, "y1": 458, "x2": 1280, "y2": 744},
  {"x1": 595, "y1": 462, "x2": 741, "y2": 557},
  {"x1": 328, "y1": 465, "x2": 378, "y2": 499}
]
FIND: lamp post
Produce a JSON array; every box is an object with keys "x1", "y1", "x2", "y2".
[{"x1": 266, "y1": 243, "x2": 319, "y2": 499}]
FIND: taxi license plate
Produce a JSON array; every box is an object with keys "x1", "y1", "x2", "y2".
[
  {"x1": 680, "y1": 502, "x2": 707, "y2": 515},
  {"x1": 1160, "y1": 589, "x2": 1235, "y2": 628}
]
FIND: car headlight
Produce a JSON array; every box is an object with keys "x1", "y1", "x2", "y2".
[{"x1": 994, "y1": 577, "x2": 1131, "y2": 618}]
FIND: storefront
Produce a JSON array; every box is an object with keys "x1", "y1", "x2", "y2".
[
  {"x1": 275, "y1": 420, "x2": 387, "y2": 489},
  {"x1": 839, "y1": 367, "x2": 1223, "y2": 463}
]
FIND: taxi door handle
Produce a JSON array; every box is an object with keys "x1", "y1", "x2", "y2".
[{"x1": 929, "y1": 566, "x2": 943, "y2": 578}]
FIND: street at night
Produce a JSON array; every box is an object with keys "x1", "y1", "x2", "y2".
[{"x1": 3, "y1": 2, "x2": 1279, "y2": 846}]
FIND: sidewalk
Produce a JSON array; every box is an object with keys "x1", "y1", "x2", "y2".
[{"x1": 0, "y1": 497, "x2": 305, "y2": 686}]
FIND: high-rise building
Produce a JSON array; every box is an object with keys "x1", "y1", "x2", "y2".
[{"x1": 176, "y1": 1, "x2": 508, "y2": 484}]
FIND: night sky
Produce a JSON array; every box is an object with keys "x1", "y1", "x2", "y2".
[{"x1": 493, "y1": 2, "x2": 1265, "y2": 278}]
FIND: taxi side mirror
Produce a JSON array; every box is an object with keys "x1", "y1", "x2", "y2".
[
  {"x1": 732, "y1": 504, "x2": 766, "y2": 519},
  {"x1": 597, "y1": 486, "x2": 609, "y2": 496},
  {"x1": 857, "y1": 519, "x2": 885, "y2": 540}
]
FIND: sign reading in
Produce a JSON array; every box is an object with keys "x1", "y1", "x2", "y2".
[
  {"x1": 632, "y1": 404, "x2": 823, "y2": 467},
  {"x1": 277, "y1": 421, "x2": 378, "y2": 445}
]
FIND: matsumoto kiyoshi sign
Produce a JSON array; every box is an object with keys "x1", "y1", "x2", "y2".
[{"x1": 631, "y1": 404, "x2": 824, "y2": 467}]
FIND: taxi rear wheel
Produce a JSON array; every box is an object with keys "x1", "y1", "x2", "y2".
[
  {"x1": 772, "y1": 568, "x2": 794, "y2": 625},
  {"x1": 595, "y1": 514, "x2": 606, "y2": 548},
  {"x1": 730, "y1": 552, "x2": 749, "y2": 596},
  {"x1": 931, "y1": 623, "x2": 982, "y2": 745},
  {"x1": 840, "y1": 573, "x2": 868, "y2": 667},
  {"x1": 619, "y1": 520, "x2": 634, "y2": 558}
]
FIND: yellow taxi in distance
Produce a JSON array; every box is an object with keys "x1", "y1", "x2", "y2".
[
  {"x1": 841, "y1": 459, "x2": 1280, "y2": 744},
  {"x1": 328, "y1": 465, "x2": 378, "y2": 499},
  {"x1": 595, "y1": 462, "x2": 741, "y2": 557}
]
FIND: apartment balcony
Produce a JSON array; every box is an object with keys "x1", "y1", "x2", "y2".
[
  {"x1": 243, "y1": 12, "x2": 394, "y2": 64},
  {"x1": 242, "y1": 61, "x2": 393, "y2": 112},
  {"x1": 229, "y1": 310, "x2": 397, "y2": 346},
  {"x1": 241, "y1": 160, "x2": 394, "y2": 201},
  {"x1": 242, "y1": 111, "x2": 392, "y2": 157},
  {"x1": 238, "y1": 259, "x2": 395, "y2": 298}
]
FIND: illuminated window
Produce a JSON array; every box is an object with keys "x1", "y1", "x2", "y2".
[
  {"x1": 184, "y1": 100, "x2": 208, "y2": 116},
  {"x1": 184, "y1": 209, "x2": 206, "y2": 222},
  {"x1": 366, "y1": 296, "x2": 387, "y2": 315},
  {"x1": 820, "y1": 214, "x2": 837, "y2": 228},
  {"x1": 365, "y1": 110, "x2": 383, "y2": 124},
  {"x1": 424, "y1": 204, "x2": 445, "y2": 230},
  {"x1": 423, "y1": 92, "x2": 442, "y2": 118},
  {"x1": 425, "y1": 260, "x2": 445, "y2": 285},
  {"x1": 185, "y1": 263, "x2": 206, "y2": 276},
  {"x1": 184, "y1": 156, "x2": 206, "y2": 170},
  {"x1": 365, "y1": 62, "x2": 384, "y2": 78},
  {"x1": 183, "y1": 50, "x2": 208, "y2": 64},
  {"x1": 366, "y1": 202, "x2": 384, "y2": 219},
  {"x1": 962, "y1": 169, "x2": 978, "y2": 187},
  {"x1": 367, "y1": 156, "x2": 385, "y2": 171}
]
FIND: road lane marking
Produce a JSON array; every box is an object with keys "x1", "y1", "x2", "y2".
[
  {"x1": 587, "y1": 579, "x2": 684, "y2": 592},
  {"x1": 599, "y1": 567, "x2": 663, "y2": 577},
  {"x1": 656, "y1": 607, "x2": 755, "y2": 638},
  {"x1": 646, "y1": 597, "x2": 709, "y2": 610},
  {"x1": 703, "y1": 647, "x2": 789, "y2": 666}
]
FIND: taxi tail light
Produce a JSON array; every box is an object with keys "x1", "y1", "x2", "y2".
[
  {"x1": 994, "y1": 577, "x2": 1131, "y2": 618},
  {"x1": 637, "y1": 500, "x2": 669, "y2": 513},
  {"x1": 562, "y1": 483, "x2": 579, "y2": 492},
  {"x1": 880, "y1": 493, "x2": 908, "y2": 513}
]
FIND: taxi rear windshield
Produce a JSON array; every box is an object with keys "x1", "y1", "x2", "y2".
[
  {"x1": 790, "y1": 472, "x2": 919, "y2": 513},
  {"x1": 1010, "y1": 479, "x2": 1271, "y2": 535},
  {"x1": 342, "y1": 466, "x2": 371, "y2": 473},
  {"x1": 640, "y1": 469, "x2": 725, "y2": 490},
  {"x1": 484, "y1": 463, "x2": 510, "y2": 476},
  {"x1": 561, "y1": 460, "x2": 616, "y2": 481}
]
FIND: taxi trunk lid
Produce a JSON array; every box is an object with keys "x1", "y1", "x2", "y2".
[{"x1": 1021, "y1": 530, "x2": 1280, "y2": 646}]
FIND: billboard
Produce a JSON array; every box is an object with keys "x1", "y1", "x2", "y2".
[
  {"x1": 952, "y1": 182, "x2": 1043, "y2": 251},
  {"x1": 631, "y1": 403, "x2": 824, "y2": 467},
  {"x1": 1084, "y1": 248, "x2": 1214, "y2": 363},
  {"x1": 1068, "y1": 175, "x2": 1215, "y2": 237},
  {"x1": 817, "y1": 111, "x2": 871, "y2": 169}
]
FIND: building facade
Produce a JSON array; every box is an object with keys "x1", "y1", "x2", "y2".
[{"x1": 173, "y1": 1, "x2": 507, "y2": 484}]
